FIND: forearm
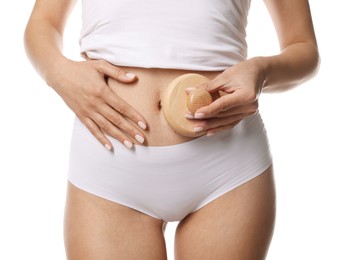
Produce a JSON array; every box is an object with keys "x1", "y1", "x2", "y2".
[
  {"x1": 255, "y1": 41, "x2": 320, "y2": 93},
  {"x1": 256, "y1": 0, "x2": 320, "y2": 93},
  {"x1": 24, "y1": 18, "x2": 69, "y2": 86}
]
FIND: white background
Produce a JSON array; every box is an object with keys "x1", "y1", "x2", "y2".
[{"x1": 0, "y1": 0, "x2": 342, "y2": 259}]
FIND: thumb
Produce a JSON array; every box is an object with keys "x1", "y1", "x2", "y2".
[{"x1": 97, "y1": 61, "x2": 137, "y2": 83}]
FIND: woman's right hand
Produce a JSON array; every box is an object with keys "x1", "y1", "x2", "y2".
[{"x1": 47, "y1": 58, "x2": 147, "y2": 151}]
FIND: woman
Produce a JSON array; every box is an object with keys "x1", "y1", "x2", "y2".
[{"x1": 24, "y1": 0, "x2": 319, "y2": 259}]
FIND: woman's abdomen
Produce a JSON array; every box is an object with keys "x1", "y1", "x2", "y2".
[{"x1": 107, "y1": 67, "x2": 222, "y2": 146}]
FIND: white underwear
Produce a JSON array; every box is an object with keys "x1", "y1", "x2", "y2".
[{"x1": 68, "y1": 113, "x2": 272, "y2": 222}]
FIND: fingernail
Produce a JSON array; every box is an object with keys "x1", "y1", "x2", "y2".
[
  {"x1": 135, "y1": 134, "x2": 145, "y2": 144},
  {"x1": 186, "y1": 87, "x2": 196, "y2": 92},
  {"x1": 124, "y1": 140, "x2": 133, "y2": 149},
  {"x1": 138, "y1": 121, "x2": 147, "y2": 130},
  {"x1": 194, "y1": 127, "x2": 204, "y2": 133},
  {"x1": 104, "y1": 144, "x2": 112, "y2": 151},
  {"x1": 194, "y1": 113, "x2": 205, "y2": 119},
  {"x1": 185, "y1": 113, "x2": 194, "y2": 119},
  {"x1": 207, "y1": 132, "x2": 215, "y2": 137},
  {"x1": 125, "y1": 72, "x2": 136, "y2": 79}
]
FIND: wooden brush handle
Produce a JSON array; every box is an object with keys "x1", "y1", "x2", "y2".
[{"x1": 187, "y1": 89, "x2": 212, "y2": 114}]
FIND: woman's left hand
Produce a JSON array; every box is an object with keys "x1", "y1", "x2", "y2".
[{"x1": 186, "y1": 58, "x2": 266, "y2": 136}]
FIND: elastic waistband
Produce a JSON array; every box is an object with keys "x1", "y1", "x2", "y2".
[{"x1": 73, "y1": 112, "x2": 263, "y2": 163}]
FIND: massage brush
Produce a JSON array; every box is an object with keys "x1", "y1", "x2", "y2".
[{"x1": 161, "y1": 73, "x2": 214, "y2": 137}]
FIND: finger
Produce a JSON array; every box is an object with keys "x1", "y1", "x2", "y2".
[
  {"x1": 192, "y1": 113, "x2": 251, "y2": 133},
  {"x1": 82, "y1": 117, "x2": 113, "y2": 151},
  {"x1": 100, "y1": 104, "x2": 145, "y2": 144},
  {"x1": 92, "y1": 113, "x2": 135, "y2": 149},
  {"x1": 212, "y1": 101, "x2": 258, "y2": 118},
  {"x1": 204, "y1": 76, "x2": 226, "y2": 93},
  {"x1": 206, "y1": 120, "x2": 242, "y2": 136},
  {"x1": 194, "y1": 91, "x2": 245, "y2": 118},
  {"x1": 102, "y1": 87, "x2": 148, "y2": 131},
  {"x1": 185, "y1": 81, "x2": 209, "y2": 94},
  {"x1": 96, "y1": 60, "x2": 137, "y2": 83}
]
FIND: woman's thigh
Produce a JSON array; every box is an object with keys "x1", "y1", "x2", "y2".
[
  {"x1": 64, "y1": 182, "x2": 167, "y2": 260},
  {"x1": 174, "y1": 166, "x2": 276, "y2": 260}
]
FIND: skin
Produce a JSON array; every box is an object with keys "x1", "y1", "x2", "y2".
[{"x1": 24, "y1": 0, "x2": 319, "y2": 259}]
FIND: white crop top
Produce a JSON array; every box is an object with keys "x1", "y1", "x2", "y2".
[{"x1": 79, "y1": 0, "x2": 251, "y2": 71}]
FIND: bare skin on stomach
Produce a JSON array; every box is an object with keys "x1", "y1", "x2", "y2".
[{"x1": 107, "y1": 67, "x2": 222, "y2": 146}]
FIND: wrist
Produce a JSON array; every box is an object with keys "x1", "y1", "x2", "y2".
[
  {"x1": 248, "y1": 56, "x2": 270, "y2": 91},
  {"x1": 45, "y1": 56, "x2": 74, "y2": 89}
]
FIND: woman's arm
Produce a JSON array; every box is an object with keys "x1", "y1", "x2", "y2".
[
  {"x1": 24, "y1": 0, "x2": 147, "y2": 150},
  {"x1": 188, "y1": 0, "x2": 320, "y2": 135},
  {"x1": 259, "y1": 0, "x2": 320, "y2": 92},
  {"x1": 24, "y1": 0, "x2": 76, "y2": 81}
]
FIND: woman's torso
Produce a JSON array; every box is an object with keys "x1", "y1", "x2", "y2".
[
  {"x1": 80, "y1": 0, "x2": 251, "y2": 146},
  {"x1": 107, "y1": 67, "x2": 221, "y2": 146}
]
